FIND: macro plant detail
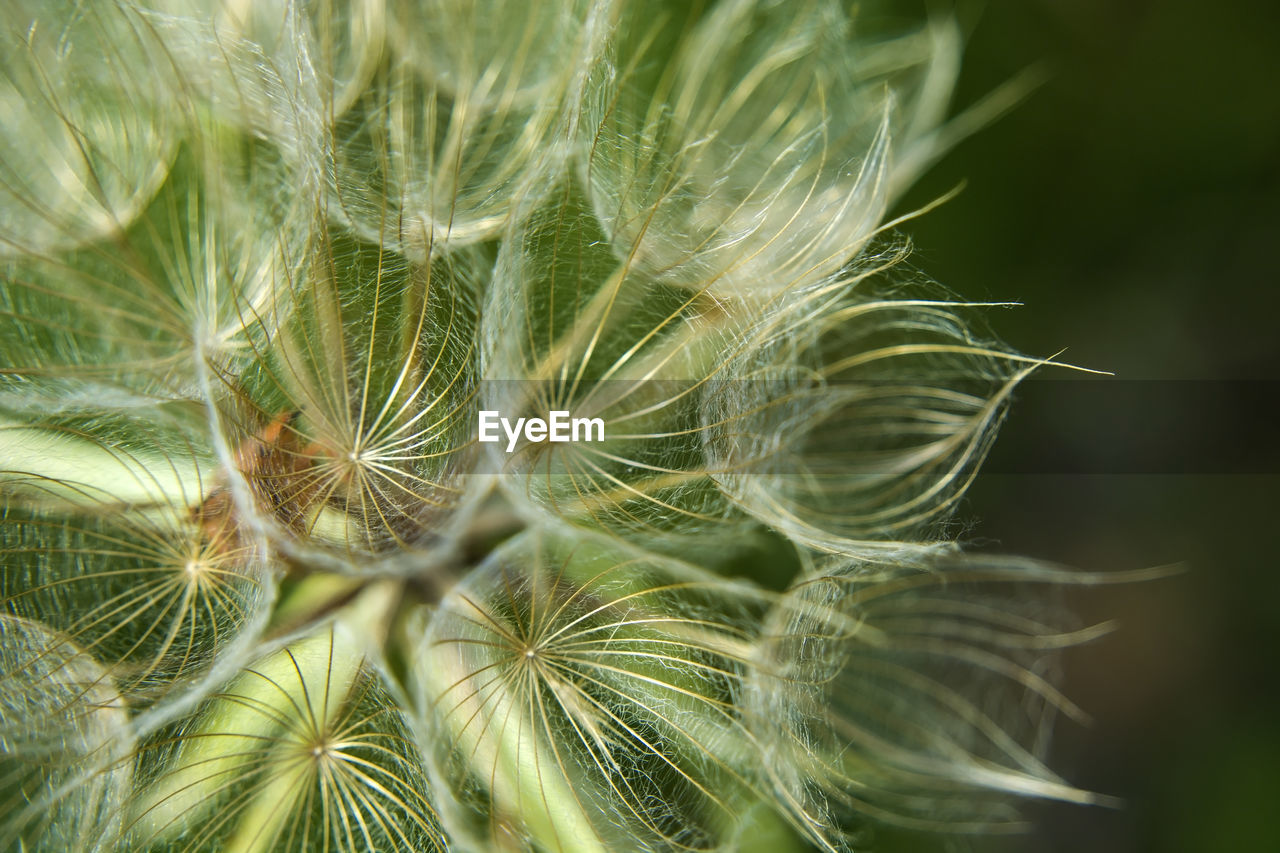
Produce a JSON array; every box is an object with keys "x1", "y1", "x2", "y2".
[{"x1": 1, "y1": 1, "x2": 1122, "y2": 851}]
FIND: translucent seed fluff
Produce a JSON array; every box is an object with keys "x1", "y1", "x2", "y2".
[{"x1": 2, "y1": 2, "x2": 1122, "y2": 852}]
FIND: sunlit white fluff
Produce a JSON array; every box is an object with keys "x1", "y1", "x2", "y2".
[
  {"x1": 0, "y1": 615, "x2": 134, "y2": 851},
  {"x1": 329, "y1": 0, "x2": 615, "y2": 256},
  {"x1": 0, "y1": 2, "x2": 1131, "y2": 850},
  {"x1": 584, "y1": 0, "x2": 963, "y2": 302},
  {"x1": 748, "y1": 552, "x2": 1115, "y2": 848},
  {"x1": 705, "y1": 259, "x2": 1055, "y2": 554},
  {"x1": 417, "y1": 528, "x2": 777, "y2": 852},
  {"x1": 0, "y1": 0, "x2": 174, "y2": 256}
]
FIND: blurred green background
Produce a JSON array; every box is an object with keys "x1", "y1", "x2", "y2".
[{"x1": 875, "y1": 1, "x2": 1280, "y2": 851}]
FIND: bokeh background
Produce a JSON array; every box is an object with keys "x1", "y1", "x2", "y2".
[{"x1": 873, "y1": 1, "x2": 1280, "y2": 851}]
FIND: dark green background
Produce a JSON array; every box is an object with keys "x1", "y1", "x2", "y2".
[{"x1": 878, "y1": 1, "x2": 1280, "y2": 851}]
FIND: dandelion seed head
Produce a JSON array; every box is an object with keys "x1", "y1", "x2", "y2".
[{"x1": 0, "y1": 2, "x2": 1129, "y2": 850}]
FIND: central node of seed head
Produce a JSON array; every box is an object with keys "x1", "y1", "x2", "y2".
[{"x1": 336, "y1": 447, "x2": 369, "y2": 484}]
